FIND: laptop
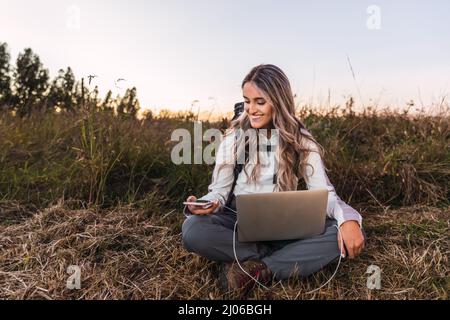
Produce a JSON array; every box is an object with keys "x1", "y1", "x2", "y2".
[{"x1": 235, "y1": 189, "x2": 329, "y2": 242}]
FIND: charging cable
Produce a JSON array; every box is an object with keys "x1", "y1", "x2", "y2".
[{"x1": 222, "y1": 204, "x2": 344, "y2": 294}]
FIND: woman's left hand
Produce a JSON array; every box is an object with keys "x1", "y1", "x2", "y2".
[{"x1": 337, "y1": 221, "x2": 365, "y2": 259}]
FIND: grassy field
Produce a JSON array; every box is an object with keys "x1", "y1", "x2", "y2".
[{"x1": 0, "y1": 104, "x2": 449, "y2": 299}]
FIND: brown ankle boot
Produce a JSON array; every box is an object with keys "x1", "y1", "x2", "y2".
[{"x1": 218, "y1": 260, "x2": 273, "y2": 296}]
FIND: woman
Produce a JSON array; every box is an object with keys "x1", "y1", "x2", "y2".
[{"x1": 182, "y1": 64, "x2": 365, "y2": 295}]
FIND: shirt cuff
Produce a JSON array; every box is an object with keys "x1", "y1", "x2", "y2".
[
  {"x1": 337, "y1": 217, "x2": 363, "y2": 229},
  {"x1": 334, "y1": 206, "x2": 363, "y2": 229}
]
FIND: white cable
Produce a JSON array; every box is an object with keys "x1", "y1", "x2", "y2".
[
  {"x1": 304, "y1": 225, "x2": 343, "y2": 295},
  {"x1": 222, "y1": 204, "x2": 344, "y2": 294},
  {"x1": 233, "y1": 219, "x2": 270, "y2": 290},
  {"x1": 222, "y1": 205, "x2": 270, "y2": 290}
]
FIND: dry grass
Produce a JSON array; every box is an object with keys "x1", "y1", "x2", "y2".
[
  {"x1": 0, "y1": 104, "x2": 448, "y2": 300},
  {"x1": 1, "y1": 200, "x2": 448, "y2": 300}
]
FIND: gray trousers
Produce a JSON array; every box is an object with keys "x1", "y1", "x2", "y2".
[{"x1": 182, "y1": 209, "x2": 342, "y2": 281}]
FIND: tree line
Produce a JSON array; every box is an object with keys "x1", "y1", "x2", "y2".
[{"x1": 0, "y1": 42, "x2": 140, "y2": 117}]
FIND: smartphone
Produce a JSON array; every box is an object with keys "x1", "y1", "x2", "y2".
[{"x1": 183, "y1": 200, "x2": 214, "y2": 209}]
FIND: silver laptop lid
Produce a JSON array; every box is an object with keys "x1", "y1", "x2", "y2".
[{"x1": 236, "y1": 189, "x2": 328, "y2": 242}]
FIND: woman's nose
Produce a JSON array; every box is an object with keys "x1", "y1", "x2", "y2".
[{"x1": 248, "y1": 103, "x2": 258, "y2": 114}]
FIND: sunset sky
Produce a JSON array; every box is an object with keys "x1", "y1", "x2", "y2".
[{"x1": 1, "y1": 0, "x2": 449, "y2": 115}]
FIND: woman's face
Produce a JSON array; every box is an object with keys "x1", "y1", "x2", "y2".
[{"x1": 243, "y1": 82, "x2": 274, "y2": 130}]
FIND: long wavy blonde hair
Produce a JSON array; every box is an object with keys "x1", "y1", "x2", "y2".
[{"x1": 222, "y1": 64, "x2": 326, "y2": 192}]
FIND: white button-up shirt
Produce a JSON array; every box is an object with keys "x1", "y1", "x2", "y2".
[{"x1": 184, "y1": 129, "x2": 362, "y2": 228}]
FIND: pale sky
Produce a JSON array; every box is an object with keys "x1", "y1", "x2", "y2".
[{"x1": 1, "y1": 0, "x2": 449, "y2": 115}]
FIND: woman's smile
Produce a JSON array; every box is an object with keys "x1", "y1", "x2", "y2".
[{"x1": 250, "y1": 114, "x2": 264, "y2": 122}]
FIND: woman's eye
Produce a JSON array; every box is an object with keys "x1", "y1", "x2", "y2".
[{"x1": 244, "y1": 101, "x2": 265, "y2": 106}]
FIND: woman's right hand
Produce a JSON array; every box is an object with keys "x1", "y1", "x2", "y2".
[{"x1": 185, "y1": 196, "x2": 221, "y2": 215}]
